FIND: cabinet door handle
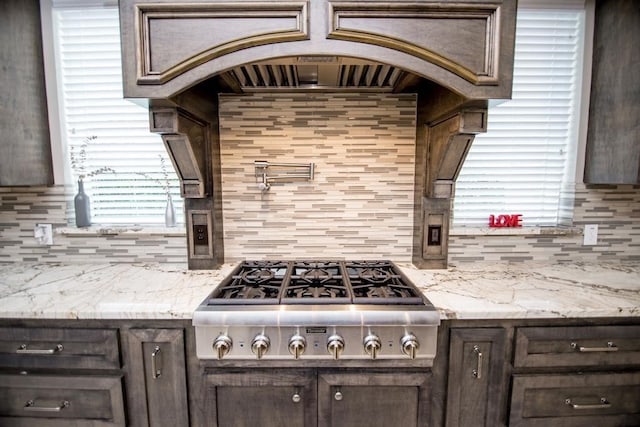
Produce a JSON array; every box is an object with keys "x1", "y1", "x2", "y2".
[
  {"x1": 151, "y1": 345, "x2": 162, "y2": 379},
  {"x1": 565, "y1": 397, "x2": 611, "y2": 410},
  {"x1": 292, "y1": 392, "x2": 301, "y2": 403},
  {"x1": 24, "y1": 400, "x2": 70, "y2": 412},
  {"x1": 16, "y1": 344, "x2": 63, "y2": 355},
  {"x1": 472, "y1": 345, "x2": 483, "y2": 379},
  {"x1": 570, "y1": 341, "x2": 618, "y2": 352}
]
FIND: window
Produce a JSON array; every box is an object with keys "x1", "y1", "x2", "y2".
[
  {"x1": 47, "y1": 2, "x2": 183, "y2": 225},
  {"x1": 453, "y1": 6, "x2": 586, "y2": 227}
]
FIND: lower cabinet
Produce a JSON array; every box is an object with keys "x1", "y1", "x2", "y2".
[
  {"x1": 445, "y1": 328, "x2": 508, "y2": 427},
  {"x1": 0, "y1": 374, "x2": 125, "y2": 426},
  {"x1": 510, "y1": 372, "x2": 640, "y2": 426},
  {"x1": 318, "y1": 371, "x2": 431, "y2": 427},
  {"x1": 204, "y1": 369, "x2": 431, "y2": 427},
  {"x1": 122, "y1": 328, "x2": 189, "y2": 427},
  {"x1": 204, "y1": 370, "x2": 317, "y2": 427}
]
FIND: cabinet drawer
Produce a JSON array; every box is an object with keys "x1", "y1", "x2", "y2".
[
  {"x1": 514, "y1": 325, "x2": 640, "y2": 368},
  {"x1": 509, "y1": 372, "x2": 640, "y2": 427},
  {"x1": 0, "y1": 374, "x2": 125, "y2": 426},
  {"x1": 0, "y1": 327, "x2": 120, "y2": 370}
]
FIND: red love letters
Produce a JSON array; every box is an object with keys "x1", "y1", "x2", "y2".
[{"x1": 489, "y1": 214, "x2": 522, "y2": 228}]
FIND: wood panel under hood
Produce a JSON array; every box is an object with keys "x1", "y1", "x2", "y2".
[{"x1": 118, "y1": 0, "x2": 517, "y2": 269}]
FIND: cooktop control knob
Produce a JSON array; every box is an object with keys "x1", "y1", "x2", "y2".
[
  {"x1": 213, "y1": 334, "x2": 232, "y2": 360},
  {"x1": 251, "y1": 334, "x2": 271, "y2": 359},
  {"x1": 401, "y1": 333, "x2": 419, "y2": 360},
  {"x1": 363, "y1": 334, "x2": 382, "y2": 360},
  {"x1": 326, "y1": 334, "x2": 345, "y2": 360},
  {"x1": 288, "y1": 334, "x2": 306, "y2": 359}
]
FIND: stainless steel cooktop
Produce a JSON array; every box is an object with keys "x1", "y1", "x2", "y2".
[{"x1": 193, "y1": 260, "x2": 439, "y2": 362}]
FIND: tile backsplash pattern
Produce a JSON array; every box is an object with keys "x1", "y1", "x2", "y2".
[
  {"x1": 218, "y1": 93, "x2": 417, "y2": 261},
  {"x1": 449, "y1": 184, "x2": 640, "y2": 263},
  {"x1": 0, "y1": 186, "x2": 186, "y2": 264},
  {"x1": 1, "y1": 94, "x2": 639, "y2": 265}
]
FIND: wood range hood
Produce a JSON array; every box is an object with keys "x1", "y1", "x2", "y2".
[{"x1": 118, "y1": 0, "x2": 517, "y2": 270}]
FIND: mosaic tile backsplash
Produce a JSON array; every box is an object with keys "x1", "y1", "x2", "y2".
[{"x1": 1, "y1": 94, "x2": 638, "y2": 265}]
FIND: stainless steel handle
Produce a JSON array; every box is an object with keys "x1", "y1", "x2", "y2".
[
  {"x1": 570, "y1": 341, "x2": 618, "y2": 352},
  {"x1": 472, "y1": 345, "x2": 483, "y2": 379},
  {"x1": 24, "y1": 400, "x2": 70, "y2": 412},
  {"x1": 292, "y1": 391, "x2": 301, "y2": 403},
  {"x1": 17, "y1": 344, "x2": 63, "y2": 355},
  {"x1": 151, "y1": 345, "x2": 162, "y2": 379},
  {"x1": 565, "y1": 397, "x2": 611, "y2": 410},
  {"x1": 334, "y1": 390, "x2": 343, "y2": 401}
]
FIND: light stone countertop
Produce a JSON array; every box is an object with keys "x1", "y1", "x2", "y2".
[{"x1": 0, "y1": 261, "x2": 638, "y2": 320}]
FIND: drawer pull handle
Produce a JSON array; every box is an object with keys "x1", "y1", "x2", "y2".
[
  {"x1": 24, "y1": 400, "x2": 70, "y2": 412},
  {"x1": 570, "y1": 341, "x2": 618, "y2": 352},
  {"x1": 472, "y1": 345, "x2": 483, "y2": 379},
  {"x1": 16, "y1": 344, "x2": 63, "y2": 355},
  {"x1": 565, "y1": 397, "x2": 611, "y2": 410},
  {"x1": 151, "y1": 345, "x2": 162, "y2": 379}
]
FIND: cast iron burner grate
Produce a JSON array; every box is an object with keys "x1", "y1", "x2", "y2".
[{"x1": 207, "y1": 260, "x2": 425, "y2": 305}]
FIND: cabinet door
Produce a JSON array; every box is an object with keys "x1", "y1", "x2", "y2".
[
  {"x1": 0, "y1": 0, "x2": 53, "y2": 186},
  {"x1": 123, "y1": 329, "x2": 189, "y2": 427},
  {"x1": 204, "y1": 370, "x2": 316, "y2": 427},
  {"x1": 318, "y1": 370, "x2": 431, "y2": 427},
  {"x1": 445, "y1": 328, "x2": 508, "y2": 427}
]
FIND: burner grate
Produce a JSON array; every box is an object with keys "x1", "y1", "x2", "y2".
[
  {"x1": 206, "y1": 260, "x2": 425, "y2": 305},
  {"x1": 281, "y1": 261, "x2": 352, "y2": 304}
]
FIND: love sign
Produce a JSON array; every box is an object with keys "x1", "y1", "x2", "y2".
[{"x1": 489, "y1": 214, "x2": 522, "y2": 228}]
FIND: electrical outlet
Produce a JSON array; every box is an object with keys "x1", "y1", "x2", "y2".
[
  {"x1": 34, "y1": 223, "x2": 53, "y2": 245},
  {"x1": 583, "y1": 224, "x2": 598, "y2": 246}
]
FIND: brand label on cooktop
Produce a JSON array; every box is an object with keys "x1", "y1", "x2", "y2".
[{"x1": 306, "y1": 327, "x2": 327, "y2": 334}]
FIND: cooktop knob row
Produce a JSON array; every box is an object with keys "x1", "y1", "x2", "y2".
[{"x1": 212, "y1": 332, "x2": 420, "y2": 359}]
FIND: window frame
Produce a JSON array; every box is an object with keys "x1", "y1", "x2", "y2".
[{"x1": 451, "y1": 0, "x2": 594, "y2": 230}]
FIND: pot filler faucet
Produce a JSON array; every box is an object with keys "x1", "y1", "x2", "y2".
[{"x1": 254, "y1": 160, "x2": 315, "y2": 191}]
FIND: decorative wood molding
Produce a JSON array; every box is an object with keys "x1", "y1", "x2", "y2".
[
  {"x1": 150, "y1": 107, "x2": 208, "y2": 198},
  {"x1": 328, "y1": 2, "x2": 501, "y2": 85},
  {"x1": 135, "y1": 2, "x2": 309, "y2": 84}
]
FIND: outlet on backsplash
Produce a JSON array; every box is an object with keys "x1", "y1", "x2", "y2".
[
  {"x1": 583, "y1": 224, "x2": 598, "y2": 246},
  {"x1": 34, "y1": 224, "x2": 53, "y2": 245}
]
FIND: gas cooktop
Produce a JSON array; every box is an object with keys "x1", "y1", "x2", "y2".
[
  {"x1": 193, "y1": 260, "x2": 439, "y2": 362},
  {"x1": 206, "y1": 260, "x2": 426, "y2": 305}
]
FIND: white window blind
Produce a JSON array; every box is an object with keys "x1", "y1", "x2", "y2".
[
  {"x1": 52, "y1": 6, "x2": 183, "y2": 225},
  {"x1": 453, "y1": 8, "x2": 585, "y2": 227}
]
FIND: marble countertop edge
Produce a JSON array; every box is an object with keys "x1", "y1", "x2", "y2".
[{"x1": 0, "y1": 261, "x2": 638, "y2": 321}]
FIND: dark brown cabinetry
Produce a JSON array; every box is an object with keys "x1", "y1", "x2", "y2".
[
  {"x1": 509, "y1": 325, "x2": 640, "y2": 426},
  {"x1": 584, "y1": 0, "x2": 640, "y2": 184},
  {"x1": 438, "y1": 321, "x2": 640, "y2": 427},
  {"x1": 511, "y1": 372, "x2": 640, "y2": 427},
  {"x1": 0, "y1": 326, "x2": 125, "y2": 426},
  {"x1": 0, "y1": 0, "x2": 54, "y2": 186},
  {"x1": 122, "y1": 328, "x2": 189, "y2": 427},
  {"x1": 445, "y1": 328, "x2": 508, "y2": 427},
  {"x1": 204, "y1": 370, "x2": 317, "y2": 427},
  {"x1": 318, "y1": 371, "x2": 431, "y2": 427},
  {"x1": 203, "y1": 369, "x2": 431, "y2": 427}
]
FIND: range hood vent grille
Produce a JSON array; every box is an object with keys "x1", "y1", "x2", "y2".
[{"x1": 227, "y1": 61, "x2": 404, "y2": 91}]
